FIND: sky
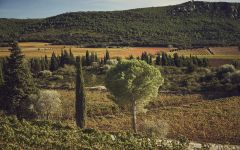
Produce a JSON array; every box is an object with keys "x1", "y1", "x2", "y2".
[{"x1": 0, "y1": 0, "x2": 240, "y2": 19}]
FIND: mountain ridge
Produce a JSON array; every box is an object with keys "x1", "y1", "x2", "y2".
[{"x1": 0, "y1": 1, "x2": 240, "y2": 48}]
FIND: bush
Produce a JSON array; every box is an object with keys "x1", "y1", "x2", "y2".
[
  {"x1": 106, "y1": 59, "x2": 118, "y2": 65},
  {"x1": 38, "y1": 70, "x2": 52, "y2": 78},
  {"x1": 216, "y1": 64, "x2": 235, "y2": 79},
  {"x1": 140, "y1": 119, "x2": 169, "y2": 139},
  {"x1": 230, "y1": 71, "x2": 240, "y2": 83},
  {"x1": 55, "y1": 65, "x2": 75, "y2": 76},
  {"x1": 35, "y1": 90, "x2": 62, "y2": 119},
  {"x1": 49, "y1": 75, "x2": 64, "y2": 81}
]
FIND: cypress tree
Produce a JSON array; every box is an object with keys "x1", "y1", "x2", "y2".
[
  {"x1": 44, "y1": 55, "x2": 49, "y2": 70},
  {"x1": 173, "y1": 53, "x2": 181, "y2": 67},
  {"x1": 60, "y1": 50, "x2": 65, "y2": 67},
  {"x1": 75, "y1": 56, "x2": 86, "y2": 128},
  {"x1": 156, "y1": 53, "x2": 161, "y2": 65},
  {"x1": 0, "y1": 61, "x2": 5, "y2": 110},
  {"x1": 105, "y1": 50, "x2": 110, "y2": 61},
  {"x1": 85, "y1": 50, "x2": 90, "y2": 66},
  {"x1": 162, "y1": 53, "x2": 167, "y2": 66},
  {"x1": 90, "y1": 52, "x2": 95, "y2": 63},
  {"x1": 149, "y1": 55, "x2": 153, "y2": 65},
  {"x1": 64, "y1": 50, "x2": 70, "y2": 65},
  {"x1": 50, "y1": 52, "x2": 59, "y2": 72},
  {"x1": 0, "y1": 63, "x2": 4, "y2": 87},
  {"x1": 4, "y1": 42, "x2": 38, "y2": 119},
  {"x1": 94, "y1": 52, "x2": 98, "y2": 62},
  {"x1": 103, "y1": 55, "x2": 107, "y2": 64},
  {"x1": 69, "y1": 49, "x2": 75, "y2": 65}
]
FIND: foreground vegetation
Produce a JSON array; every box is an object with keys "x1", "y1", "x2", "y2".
[{"x1": 0, "y1": 42, "x2": 239, "y2": 149}]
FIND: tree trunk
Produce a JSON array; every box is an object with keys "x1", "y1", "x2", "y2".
[{"x1": 131, "y1": 99, "x2": 137, "y2": 133}]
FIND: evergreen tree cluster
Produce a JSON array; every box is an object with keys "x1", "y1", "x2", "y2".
[
  {"x1": 49, "y1": 49, "x2": 75, "y2": 72},
  {"x1": 155, "y1": 52, "x2": 209, "y2": 67},
  {"x1": 138, "y1": 52, "x2": 208, "y2": 67},
  {"x1": 0, "y1": 42, "x2": 38, "y2": 119},
  {"x1": 82, "y1": 50, "x2": 99, "y2": 66},
  {"x1": 30, "y1": 55, "x2": 49, "y2": 74},
  {"x1": 140, "y1": 52, "x2": 153, "y2": 65}
]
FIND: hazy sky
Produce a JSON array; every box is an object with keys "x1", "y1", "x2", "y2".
[{"x1": 0, "y1": 0, "x2": 239, "y2": 18}]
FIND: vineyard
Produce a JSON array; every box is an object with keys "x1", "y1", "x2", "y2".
[
  {"x1": 169, "y1": 48, "x2": 211, "y2": 56},
  {"x1": 47, "y1": 90, "x2": 240, "y2": 145},
  {"x1": 0, "y1": 111, "x2": 193, "y2": 149}
]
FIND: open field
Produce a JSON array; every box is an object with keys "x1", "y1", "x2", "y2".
[
  {"x1": 57, "y1": 89, "x2": 240, "y2": 145},
  {"x1": 0, "y1": 42, "x2": 170, "y2": 58},
  {"x1": 0, "y1": 42, "x2": 240, "y2": 67}
]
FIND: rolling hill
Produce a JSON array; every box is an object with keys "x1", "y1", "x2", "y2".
[{"x1": 0, "y1": 1, "x2": 240, "y2": 47}]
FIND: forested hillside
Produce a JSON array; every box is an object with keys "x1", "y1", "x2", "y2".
[{"x1": 0, "y1": 1, "x2": 240, "y2": 47}]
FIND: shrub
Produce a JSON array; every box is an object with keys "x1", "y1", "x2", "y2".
[
  {"x1": 50, "y1": 75, "x2": 64, "y2": 81},
  {"x1": 230, "y1": 71, "x2": 240, "y2": 83},
  {"x1": 35, "y1": 90, "x2": 62, "y2": 119},
  {"x1": 106, "y1": 59, "x2": 118, "y2": 65},
  {"x1": 55, "y1": 65, "x2": 75, "y2": 76},
  {"x1": 140, "y1": 120, "x2": 169, "y2": 139},
  {"x1": 38, "y1": 70, "x2": 52, "y2": 78},
  {"x1": 216, "y1": 64, "x2": 235, "y2": 79}
]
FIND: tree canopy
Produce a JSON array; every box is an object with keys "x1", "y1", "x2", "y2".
[{"x1": 105, "y1": 60, "x2": 164, "y2": 132}]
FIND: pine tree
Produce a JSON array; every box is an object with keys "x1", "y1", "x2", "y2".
[
  {"x1": 75, "y1": 56, "x2": 86, "y2": 128},
  {"x1": 4, "y1": 42, "x2": 38, "y2": 119},
  {"x1": 50, "y1": 52, "x2": 59, "y2": 71}
]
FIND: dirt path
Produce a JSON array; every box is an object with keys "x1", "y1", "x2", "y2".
[{"x1": 159, "y1": 139, "x2": 240, "y2": 150}]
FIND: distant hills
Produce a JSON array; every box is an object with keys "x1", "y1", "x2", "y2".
[{"x1": 0, "y1": 1, "x2": 240, "y2": 48}]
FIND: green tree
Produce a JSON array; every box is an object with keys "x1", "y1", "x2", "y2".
[
  {"x1": 105, "y1": 60, "x2": 164, "y2": 133},
  {"x1": 50, "y1": 52, "x2": 59, "y2": 72},
  {"x1": 4, "y1": 42, "x2": 38, "y2": 119},
  {"x1": 75, "y1": 56, "x2": 86, "y2": 128}
]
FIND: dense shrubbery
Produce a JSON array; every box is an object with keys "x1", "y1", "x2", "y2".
[{"x1": 200, "y1": 64, "x2": 240, "y2": 95}]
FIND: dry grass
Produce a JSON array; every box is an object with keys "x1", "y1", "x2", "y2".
[
  {"x1": 210, "y1": 47, "x2": 240, "y2": 55},
  {"x1": 1, "y1": 42, "x2": 240, "y2": 61},
  {"x1": 57, "y1": 89, "x2": 240, "y2": 144}
]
